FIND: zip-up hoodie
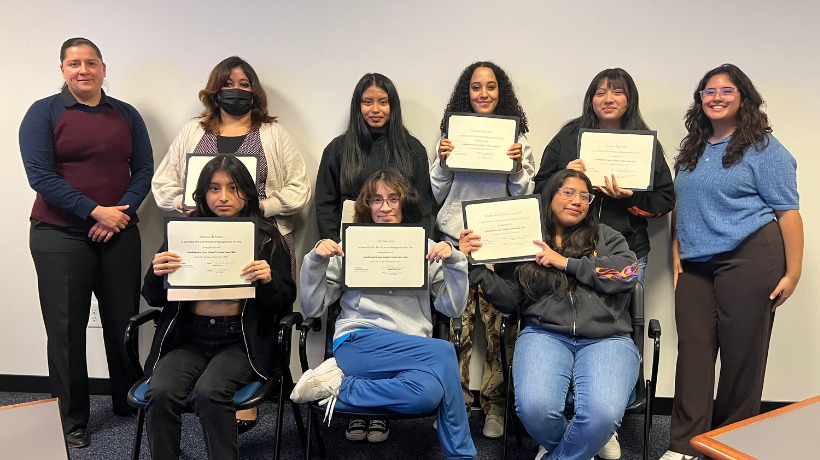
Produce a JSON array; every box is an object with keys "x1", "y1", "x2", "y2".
[
  {"x1": 141, "y1": 233, "x2": 296, "y2": 379},
  {"x1": 534, "y1": 122, "x2": 675, "y2": 259},
  {"x1": 468, "y1": 224, "x2": 638, "y2": 338},
  {"x1": 300, "y1": 239, "x2": 469, "y2": 342}
]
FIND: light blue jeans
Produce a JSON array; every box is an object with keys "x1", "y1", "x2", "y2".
[
  {"x1": 513, "y1": 325, "x2": 640, "y2": 460},
  {"x1": 636, "y1": 255, "x2": 647, "y2": 286}
]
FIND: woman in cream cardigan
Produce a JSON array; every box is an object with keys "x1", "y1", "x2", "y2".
[
  {"x1": 152, "y1": 56, "x2": 310, "y2": 277},
  {"x1": 151, "y1": 56, "x2": 310, "y2": 431}
]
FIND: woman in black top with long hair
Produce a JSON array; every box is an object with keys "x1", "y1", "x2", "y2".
[
  {"x1": 142, "y1": 155, "x2": 296, "y2": 459},
  {"x1": 315, "y1": 73, "x2": 433, "y2": 243}
]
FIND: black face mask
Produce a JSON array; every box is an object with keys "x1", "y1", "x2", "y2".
[{"x1": 217, "y1": 89, "x2": 253, "y2": 116}]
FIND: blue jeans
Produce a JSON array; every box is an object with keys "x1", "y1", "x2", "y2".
[
  {"x1": 334, "y1": 328, "x2": 476, "y2": 460},
  {"x1": 513, "y1": 325, "x2": 639, "y2": 460}
]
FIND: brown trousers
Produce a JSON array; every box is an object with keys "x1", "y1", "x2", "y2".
[{"x1": 669, "y1": 221, "x2": 785, "y2": 455}]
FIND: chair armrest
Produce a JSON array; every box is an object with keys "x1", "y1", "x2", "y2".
[
  {"x1": 648, "y1": 319, "x2": 661, "y2": 339},
  {"x1": 499, "y1": 313, "x2": 515, "y2": 385},
  {"x1": 278, "y1": 312, "x2": 304, "y2": 362},
  {"x1": 451, "y1": 317, "x2": 462, "y2": 358},
  {"x1": 299, "y1": 317, "x2": 322, "y2": 372},
  {"x1": 124, "y1": 308, "x2": 162, "y2": 378}
]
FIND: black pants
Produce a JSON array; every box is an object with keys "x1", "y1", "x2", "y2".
[
  {"x1": 669, "y1": 221, "x2": 785, "y2": 455},
  {"x1": 145, "y1": 314, "x2": 254, "y2": 460},
  {"x1": 29, "y1": 221, "x2": 141, "y2": 434}
]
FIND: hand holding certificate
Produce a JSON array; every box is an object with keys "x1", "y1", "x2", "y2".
[
  {"x1": 341, "y1": 224, "x2": 428, "y2": 291},
  {"x1": 164, "y1": 217, "x2": 258, "y2": 300},
  {"x1": 443, "y1": 112, "x2": 521, "y2": 173},
  {"x1": 461, "y1": 196, "x2": 545, "y2": 264},
  {"x1": 577, "y1": 129, "x2": 657, "y2": 190}
]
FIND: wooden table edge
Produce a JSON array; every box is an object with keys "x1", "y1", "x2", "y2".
[
  {"x1": 0, "y1": 397, "x2": 60, "y2": 411},
  {"x1": 690, "y1": 395, "x2": 820, "y2": 460}
]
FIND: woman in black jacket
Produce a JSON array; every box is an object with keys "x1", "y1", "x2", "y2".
[
  {"x1": 141, "y1": 155, "x2": 296, "y2": 460},
  {"x1": 534, "y1": 68, "x2": 674, "y2": 288},
  {"x1": 460, "y1": 170, "x2": 639, "y2": 460}
]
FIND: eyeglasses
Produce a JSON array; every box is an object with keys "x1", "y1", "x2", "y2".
[
  {"x1": 557, "y1": 188, "x2": 594, "y2": 204},
  {"x1": 367, "y1": 196, "x2": 400, "y2": 208},
  {"x1": 700, "y1": 87, "x2": 740, "y2": 100}
]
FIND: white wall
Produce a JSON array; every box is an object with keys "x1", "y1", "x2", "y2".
[{"x1": 1, "y1": 0, "x2": 818, "y2": 401}]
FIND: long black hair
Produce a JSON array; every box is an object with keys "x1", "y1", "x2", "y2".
[
  {"x1": 352, "y1": 169, "x2": 423, "y2": 224},
  {"x1": 340, "y1": 73, "x2": 416, "y2": 196},
  {"x1": 675, "y1": 64, "x2": 771, "y2": 173},
  {"x1": 191, "y1": 155, "x2": 284, "y2": 251},
  {"x1": 515, "y1": 170, "x2": 599, "y2": 299},
  {"x1": 439, "y1": 61, "x2": 529, "y2": 135},
  {"x1": 565, "y1": 68, "x2": 665, "y2": 157}
]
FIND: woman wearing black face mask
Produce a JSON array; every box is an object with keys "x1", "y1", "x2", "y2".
[{"x1": 151, "y1": 55, "x2": 310, "y2": 430}]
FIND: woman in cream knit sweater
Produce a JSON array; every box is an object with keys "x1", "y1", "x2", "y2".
[{"x1": 152, "y1": 56, "x2": 311, "y2": 277}]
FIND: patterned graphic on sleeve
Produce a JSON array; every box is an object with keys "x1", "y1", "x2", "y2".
[{"x1": 595, "y1": 263, "x2": 639, "y2": 282}]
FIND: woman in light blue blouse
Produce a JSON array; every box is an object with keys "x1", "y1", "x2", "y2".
[{"x1": 664, "y1": 64, "x2": 804, "y2": 460}]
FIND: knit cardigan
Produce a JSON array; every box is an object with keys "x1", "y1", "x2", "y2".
[{"x1": 151, "y1": 119, "x2": 311, "y2": 235}]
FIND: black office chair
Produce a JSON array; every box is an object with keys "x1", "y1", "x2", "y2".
[
  {"x1": 498, "y1": 282, "x2": 661, "y2": 460},
  {"x1": 124, "y1": 308, "x2": 308, "y2": 460},
  {"x1": 298, "y1": 299, "x2": 461, "y2": 459}
]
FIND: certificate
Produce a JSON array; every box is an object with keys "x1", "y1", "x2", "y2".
[
  {"x1": 462, "y1": 195, "x2": 545, "y2": 265},
  {"x1": 164, "y1": 217, "x2": 258, "y2": 300},
  {"x1": 182, "y1": 154, "x2": 261, "y2": 209},
  {"x1": 444, "y1": 112, "x2": 520, "y2": 173},
  {"x1": 341, "y1": 224, "x2": 428, "y2": 291},
  {"x1": 577, "y1": 129, "x2": 657, "y2": 190}
]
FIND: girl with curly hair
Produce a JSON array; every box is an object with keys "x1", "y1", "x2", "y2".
[
  {"x1": 430, "y1": 61, "x2": 535, "y2": 438},
  {"x1": 663, "y1": 64, "x2": 803, "y2": 460}
]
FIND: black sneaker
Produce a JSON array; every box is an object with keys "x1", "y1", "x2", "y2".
[
  {"x1": 366, "y1": 419, "x2": 389, "y2": 442},
  {"x1": 345, "y1": 419, "x2": 367, "y2": 441}
]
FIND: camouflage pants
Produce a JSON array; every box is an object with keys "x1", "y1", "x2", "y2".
[{"x1": 451, "y1": 288, "x2": 517, "y2": 415}]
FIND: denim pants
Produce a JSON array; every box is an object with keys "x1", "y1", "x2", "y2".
[
  {"x1": 513, "y1": 325, "x2": 639, "y2": 460},
  {"x1": 145, "y1": 314, "x2": 253, "y2": 460},
  {"x1": 334, "y1": 328, "x2": 477, "y2": 460},
  {"x1": 636, "y1": 255, "x2": 648, "y2": 285}
]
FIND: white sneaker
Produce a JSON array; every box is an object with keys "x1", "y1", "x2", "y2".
[
  {"x1": 597, "y1": 433, "x2": 621, "y2": 459},
  {"x1": 290, "y1": 358, "x2": 344, "y2": 423},
  {"x1": 659, "y1": 451, "x2": 696, "y2": 460},
  {"x1": 534, "y1": 445, "x2": 548, "y2": 460}
]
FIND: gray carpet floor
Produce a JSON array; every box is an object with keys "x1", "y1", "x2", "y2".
[{"x1": 0, "y1": 392, "x2": 674, "y2": 459}]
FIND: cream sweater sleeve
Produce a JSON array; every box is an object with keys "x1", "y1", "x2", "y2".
[
  {"x1": 151, "y1": 121, "x2": 202, "y2": 212},
  {"x1": 260, "y1": 124, "x2": 311, "y2": 217}
]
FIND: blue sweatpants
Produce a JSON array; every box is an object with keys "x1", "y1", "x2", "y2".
[{"x1": 334, "y1": 328, "x2": 477, "y2": 460}]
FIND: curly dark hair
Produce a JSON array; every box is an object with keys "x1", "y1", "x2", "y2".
[
  {"x1": 198, "y1": 56, "x2": 277, "y2": 133},
  {"x1": 515, "y1": 170, "x2": 599, "y2": 299},
  {"x1": 439, "y1": 61, "x2": 529, "y2": 135},
  {"x1": 352, "y1": 169, "x2": 423, "y2": 224},
  {"x1": 675, "y1": 64, "x2": 771, "y2": 173}
]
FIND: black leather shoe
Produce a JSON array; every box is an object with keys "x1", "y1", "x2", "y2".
[
  {"x1": 237, "y1": 418, "x2": 258, "y2": 435},
  {"x1": 65, "y1": 428, "x2": 90, "y2": 448}
]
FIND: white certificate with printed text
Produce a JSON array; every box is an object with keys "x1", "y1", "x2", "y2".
[
  {"x1": 165, "y1": 218, "x2": 258, "y2": 299},
  {"x1": 577, "y1": 129, "x2": 657, "y2": 190},
  {"x1": 462, "y1": 195, "x2": 545, "y2": 265},
  {"x1": 341, "y1": 224, "x2": 428, "y2": 291},
  {"x1": 444, "y1": 113, "x2": 520, "y2": 173}
]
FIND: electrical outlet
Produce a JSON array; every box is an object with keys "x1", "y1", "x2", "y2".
[{"x1": 88, "y1": 295, "x2": 102, "y2": 328}]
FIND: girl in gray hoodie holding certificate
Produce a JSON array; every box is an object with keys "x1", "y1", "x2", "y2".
[{"x1": 292, "y1": 170, "x2": 477, "y2": 460}]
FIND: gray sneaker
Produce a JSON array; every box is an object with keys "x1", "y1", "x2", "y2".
[
  {"x1": 290, "y1": 358, "x2": 344, "y2": 404},
  {"x1": 483, "y1": 414, "x2": 504, "y2": 439},
  {"x1": 597, "y1": 433, "x2": 621, "y2": 459}
]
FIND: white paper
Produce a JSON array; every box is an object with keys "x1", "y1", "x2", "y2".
[
  {"x1": 463, "y1": 197, "x2": 544, "y2": 264},
  {"x1": 167, "y1": 220, "x2": 256, "y2": 289},
  {"x1": 446, "y1": 115, "x2": 517, "y2": 172},
  {"x1": 343, "y1": 226, "x2": 427, "y2": 289},
  {"x1": 183, "y1": 155, "x2": 260, "y2": 208},
  {"x1": 340, "y1": 199, "x2": 356, "y2": 227},
  {"x1": 578, "y1": 131, "x2": 655, "y2": 190}
]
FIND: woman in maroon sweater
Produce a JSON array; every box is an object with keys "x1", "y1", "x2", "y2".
[{"x1": 19, "y1": 37, "x2": 153, "y2": 448}]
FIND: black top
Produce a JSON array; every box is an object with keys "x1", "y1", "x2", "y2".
[
  {"x1": 314, "y1": 132, "x2": 434, "y2": 242},
  {"x1": 533, "y1": 122, "x2": 675, "y2": 259},
  {"x1": 141, "y1": 232, "x2": 296, "y2": 379},
  {"x1": 217, "y1": 134, "x2": 247, "y2": 154}
]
